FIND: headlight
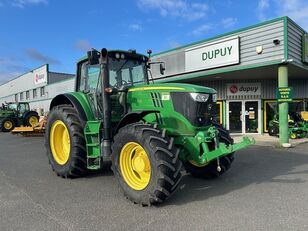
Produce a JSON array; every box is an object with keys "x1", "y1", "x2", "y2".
[
  {"x1": 190, "y1": 93, "x2": 209, "y2": 102},
  {"x1": 212, "y1": 93, "x2": 217, "y2": 102}
]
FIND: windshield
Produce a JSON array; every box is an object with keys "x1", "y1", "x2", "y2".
[
  {"x1": 7, "y1": 103, "x2": 17, "y2": 110},
  {"x1": 109, "y1": 58, "x2": 147, "y2": 88}
]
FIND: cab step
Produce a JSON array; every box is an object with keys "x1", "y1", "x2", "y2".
[{"x1": 84, "y1": 121, "x2": 102, "y2": 170}]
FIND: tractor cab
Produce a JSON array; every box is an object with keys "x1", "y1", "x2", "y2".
[
  {"x1": 4, "y1": 102, "x2": 30, "y2": 116},
  {"x1": 76, "y1": 49, "x2": 149, "y2": 121}
]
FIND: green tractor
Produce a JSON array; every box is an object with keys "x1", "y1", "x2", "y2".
[
  {"x1": 0, "y1": 102, "x2": 39, "y2": 132},
  {"x1": 268, "y1": 112, "x2": 308, "y2": 139},
  {"x1": 45, "y1": 48, "x2": 254, "y2": 205}
]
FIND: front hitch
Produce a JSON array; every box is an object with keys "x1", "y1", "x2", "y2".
[{"x1": 183, "y1": 128, "x2": 255, "y2": 166}]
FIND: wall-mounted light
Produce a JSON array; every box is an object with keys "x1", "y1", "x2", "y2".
[
  {"x1": 273, "y1": 39, "x2": 280, "y2": 45},
  {"x1": 256, "y1": 45, "x2": 263, "y2": 54}
]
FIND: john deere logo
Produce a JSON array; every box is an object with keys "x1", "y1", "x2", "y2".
[{"x1": 230, "y1": 85, "x2": 238, "y2": 94}]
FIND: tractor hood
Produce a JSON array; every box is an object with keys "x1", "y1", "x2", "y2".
[
  {"x1": 0, "y1": 110, "x2": 14, "y2": 117},
  {"x1": 128, "y1": 83, "x2": 217, "y2": 94}
]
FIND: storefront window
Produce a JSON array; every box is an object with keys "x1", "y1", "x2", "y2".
[
  {"x1": 264, "y1": 100, "x2": 304, "y2": 132},
  {"x1": 213, "y1": 101, "x2": 223, "y2": 124}
]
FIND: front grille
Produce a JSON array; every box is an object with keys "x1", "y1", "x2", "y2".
[
  {"x1": 170, "y1": 92, "x2": 215, "y2": 127},
  {"x1": 150, "y1": 92, "x2": 163, "y2": 108}
]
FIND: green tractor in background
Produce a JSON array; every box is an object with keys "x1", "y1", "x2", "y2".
[
  {"x1": 0, "y1": 102, "x2": 39, "y2": 132},
  {"x1": 45, "y1": 48, "x2": 254, "y2": 205},
  {"x1": 268, "y1": 112, "x2": 308, "y2": 139}
]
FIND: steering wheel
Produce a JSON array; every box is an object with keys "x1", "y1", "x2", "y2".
[{"x1": 114, "y1": 80, "x2": 128, "y2": 88}]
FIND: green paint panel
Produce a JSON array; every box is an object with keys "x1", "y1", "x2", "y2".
[
  {"x1": 66, "y1": 92, "x2": 95, "y2": 121},
  {"x1": 127, "y1": 82, "x2": 254, "y2": 165}
]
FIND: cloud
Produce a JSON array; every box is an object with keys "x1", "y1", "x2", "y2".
[
  {"x1": 221, "y1": 17, "x2": 237, "y2": 28},
  {"x1": 278, "y1": 0, "x2": 308, "y2": 30},
  {"x1": 0, "y1": 57, "x2": 29, "y2": 84},
  {"x1": 137, "y1": 0, "x2": 208, "y2": 21},
  {"x1": 74, "y1": 39, "x2": 93, "y2": 52},
  {"x1": 11, "y1": 0, "x2": 48, "y2": 8},
  {"x1": 25, "y1": 48, "x2": 61, "y2": 65},
  {"x1": 257, "y1": 0, "x2": 270, "y2": 21},
  {"x1": 128, "y1": 23, "x2": 143, "y2": 31},
  {"x1": 189, "y1": 24, "x2": 212, "y2": 36}
]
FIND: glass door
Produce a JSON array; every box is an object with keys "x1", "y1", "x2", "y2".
[
  {"x1": 245, "y1": 101, "x2": 259, "y2": 133},
  {"x1": 227, "y1": 100, "x2": 261, "y2": 134},
  {"x1": 228, "y1": 102, "x2": 242, "y2": 133}
]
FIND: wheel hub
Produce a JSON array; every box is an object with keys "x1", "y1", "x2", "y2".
[
  {"x1": 29, "y1": 116, "x2": 38, "y2": 126},
  {"x1": 50, "y1": 120, "x2": 71, "y2": 165},
  {"x1": 119, "y1": 142, "x2": 151, "y2": 190},
  {"x1": 4, "y1": 121, "x2": 12, "y2": 130}
]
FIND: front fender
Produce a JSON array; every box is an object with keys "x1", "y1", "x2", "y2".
[{"x1": 115, "y1": 110, "x2": 159, "y2": 134}]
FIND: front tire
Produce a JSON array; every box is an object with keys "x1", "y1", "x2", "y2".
[
  {"x1": 45, "y1": 105, "x2": 87, "y2": 178},
  {"x1": 0, "y1": 118, "x2": 16, "y2": 132},
  {"x1": 184, "y1": 122, "x2": 234, "y2": 179},
  {"x1": 112, "y1": 123, "x2": 182, "y2": 206}
]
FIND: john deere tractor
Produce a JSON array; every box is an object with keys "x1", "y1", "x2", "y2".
[
  {"x1": 45, "y1": 48, "x2": 254, "y2": 205},
  {"x1": 0, "y1": 102, "x2": 39, "y2": 132},
  {"x1": 269, "y1": 112, "x2": 308, "y2": 139}
]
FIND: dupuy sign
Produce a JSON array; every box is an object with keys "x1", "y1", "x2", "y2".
[{"x1": 185, "y1": 36, "x2": 240, "y2": 72}]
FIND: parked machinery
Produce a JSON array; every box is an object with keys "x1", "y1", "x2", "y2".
[
  {"x1": 268, "y1": 112, "x2": 308, "y2": 139},
  {"x1": 0, "y1": 102, "x2": 39, "y2": 132},
  {"x1": 45, "y1": 48, "x2": 254, "y2": 205}
]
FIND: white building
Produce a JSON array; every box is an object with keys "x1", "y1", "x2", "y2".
[{"x1": 0, "y1": 64, "x2": 74, "y2": 115}]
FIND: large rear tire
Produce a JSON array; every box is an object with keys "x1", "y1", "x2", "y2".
[
  {"x1": 45, "y1": 104, "x2": 87, "y2": 178},
  {"x1": 184, "y1": 122, "x2": 234, "y2": 179},
  {"x1": 112, "y1": 123, "x2": 182, "y2": 206},
  {"x1": 24, "y1": 111, "x2": 40, "y2": 127}
]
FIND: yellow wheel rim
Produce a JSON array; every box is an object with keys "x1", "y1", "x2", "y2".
[
  {"x1": 120, "y1": 142, "x2": 151, "y2": 190},
  {"x1": 189, "y1": 160, "x2": 208, "y2": 167},
  {"x1": 290, "y1": 133, "x2": 297, "y2": 139},
  {"x1": 50, "y1": 120, "x2": 71, "y2": 165},
  {"x1": 4, "y1": 121, "x2": 13, "y2": 130},
  {"x1": 29, "y1": 116, "x2": 38, "y2": 126}
]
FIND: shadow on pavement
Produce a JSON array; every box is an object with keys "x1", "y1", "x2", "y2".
[{"x1": 164, "y1": 145, "x2": 308, "y2": 206}]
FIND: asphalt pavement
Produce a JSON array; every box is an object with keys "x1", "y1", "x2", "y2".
[{"x1": 0, "y1": 133, "x2": 308, "y2": 231}]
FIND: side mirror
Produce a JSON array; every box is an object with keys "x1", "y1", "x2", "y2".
[
  {"x1": 87, "y1": 49, "x2": 100, "y2": 65},
  {"x1": 160, "y1": 63, "x2": 165, "y2": 75}
]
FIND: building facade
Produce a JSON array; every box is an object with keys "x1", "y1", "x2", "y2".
[
  {"x1": 150, "y1": 16, "x2": 308, "y2": 134},
  {"x1": 0, "y1": 16, "x2": 307, "y2": 135},
  {"x1": 0, "y1": 64, "x2": 74, "y2": 115}
]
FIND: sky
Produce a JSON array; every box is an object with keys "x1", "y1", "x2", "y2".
[{"x1": 0, "y1": 0, "x2": 308, "y2": 84}]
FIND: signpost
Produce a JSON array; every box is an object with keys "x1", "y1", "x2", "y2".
[{"x1": 276, "y1": 87, "x2": 293, "y2": 103}]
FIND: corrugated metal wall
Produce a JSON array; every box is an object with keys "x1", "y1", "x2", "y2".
[
  {"x1": 48, "y1": 72, "x2": 74, "y2": 84},
  {"x1": 151, "y1": 19, "x2": 285, "y2": 79},
  {"x1": 288, "y1": 19, "x2": 305, "y2": 67},
  {"x1": 46, "y1": 79, "x2": 75, "y2": 99},
  {"x1": 192, "y1": 79, "x2": 308, "y2": 100}
]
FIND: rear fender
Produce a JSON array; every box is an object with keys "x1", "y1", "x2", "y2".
[{"x1": 50, "y1": 93, "x2": 95, "y2": 126}]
